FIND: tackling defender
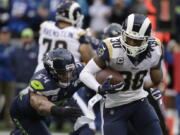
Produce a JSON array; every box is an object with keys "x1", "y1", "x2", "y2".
[
  {"x1": 10, "y1": 48, "x2": 88, "y2": 135},
  {"x1": 33, "y1": 1, "x2": 96, "y2": 134}
]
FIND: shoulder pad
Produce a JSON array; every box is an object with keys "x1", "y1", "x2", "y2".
[
  {"x1": 148, "y1": 37, "x2": 163, "y2": 55},
  {"x1": 154, "y1": 37, "x2": 162, "y2": 47},
  {"x1": 102, "y1": 39, "x2": 113, "y2": 59},
  {"x1": 30, "y1": 80, "x2": 45, "y2": 90},
  {"x1": 96, "y1": 41, "x2": 111, "y2": 62},
  {"x1": 148, "y1": 37, "x2": 161, "y2": 46},
  {"x1": 77, "y1": 29, "x2": 86, "y2": 40}
]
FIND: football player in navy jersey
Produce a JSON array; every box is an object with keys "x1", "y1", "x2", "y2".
[
  {"x1": 28, "y1": 1, "x2": 96, "y2": 134},
  {"x1": 80, "y1": 14, "x2": 164, "y2": 135},
  {"x1": 79, "y1": 23, "x2": 122, "y2": 51},
  {"x1": 9, "y1": 48, "x2": 94, "y2": 135}
]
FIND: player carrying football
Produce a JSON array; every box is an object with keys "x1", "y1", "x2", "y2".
[{"x1": 80, "y1": 14, "x2": 163, "y2": 135}]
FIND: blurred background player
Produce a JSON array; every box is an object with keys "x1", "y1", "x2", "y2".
[
  {"x1": 80, "y1": 13, "x2": 164, "y2": 135},
  {"x1": 10, "y1": 48, "x2": 84, "y2": 135},
  {"x1": 36, "y1": 0, "x2": 93, "y2": 72},
  {"x1": 8, "y1": 28, "x2": 38, "y2": 95},
  {"x1": 80, "y1": 23, "x2": 122, "y2": 51}
]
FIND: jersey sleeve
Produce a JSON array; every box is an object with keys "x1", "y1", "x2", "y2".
[
  {"x1": 29, "y1": 79, "x2": 46, "y2": 95},
  {"x1": 96, "y1": 40, "x2": 111, "y2": 62},
  {"x1": 28, "y1": 70, "x2": 50, "y2": 94}
]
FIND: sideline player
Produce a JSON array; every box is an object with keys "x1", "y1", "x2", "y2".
[{"x1": 80, "y1": 14, "x2": 163, "y2": 135}]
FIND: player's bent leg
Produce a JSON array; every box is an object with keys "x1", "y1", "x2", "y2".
[
  {"x1": 139, "y1": 120, "x2": 162, "y2": 135},
  {"x1": 131, "y1": 98, "x2": 163, "y2": 135},
  {"x1": 10, "y1": 96, "x2": 51, "y2": 135},
  {"x1": 148, "y1": 94, "x2": 169, "y2": 135},
  {"x1": 127, "y1": 121, "x2": 138, "y2": 135},
  {"x1": 100, "y1": 104, "x2": 127, "y2": 135},
  {"x1": 10, "y1": 128, "x2": 23, "y2": 135},
  {"x1": 11, "y1": 117, "x2": 51, "y2": 135}
]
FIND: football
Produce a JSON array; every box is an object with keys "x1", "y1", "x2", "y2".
[{"x1": 95, "y1": 68, "x2": 123, "y2": 85}]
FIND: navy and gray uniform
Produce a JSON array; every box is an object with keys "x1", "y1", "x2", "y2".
[
  {"x1": 97, "y1": 37, "x2": 163, "y2": 135},
  {"x1": 10, "y1": 63, "x2": 85, "y2": 135}
]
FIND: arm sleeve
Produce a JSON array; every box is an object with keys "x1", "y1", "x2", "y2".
[{"x1": 80, "y1": 59, "x2": 102, "y2": 92}]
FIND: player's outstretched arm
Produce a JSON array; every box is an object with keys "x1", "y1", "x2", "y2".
[
  {"x1": 30, "y1": 92, "x2": 82, "y2": 118},
  {"x1": 30, "y1": 92, "x2": 55, "y2": 116}
]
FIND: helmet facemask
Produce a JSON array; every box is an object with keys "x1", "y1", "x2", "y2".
[
  {"x1": 121, "y1": 30, "x2": 149, "y2": 57},
  {"x1": 103, "y1": 23, "x2": 122, "y2": 39},
  {"x1": 55, "y1": 63, "x2": 76, "y2": 88},
  {"x1": 121, "y1": 14, "x2": 152, "y2": 57},
  {"x1": 44, "y1": 48, "x2": 76, "y2": 88}
]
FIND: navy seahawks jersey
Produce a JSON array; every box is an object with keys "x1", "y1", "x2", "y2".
[
  {"x1": 12, "y1": 62, "x2": 84, "y2": 118},
  {"x1": 96, "y1": 36, "x2": 163, "y2": 108}
]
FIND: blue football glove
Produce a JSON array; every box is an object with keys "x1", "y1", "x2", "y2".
[
  {"x1": 98, "y1": 76, "x2": 124, "y2": 96},
  {"x1": 150, "y1": 88, "x2": 162, "y2": 101}
]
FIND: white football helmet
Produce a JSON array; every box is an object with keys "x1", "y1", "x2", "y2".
[
  {"x1": 121, "y1": 14, "x2": 152, "y2": 57},
  {"x1": 55, "y1": 1, "x2": 84, "y2": 28}
]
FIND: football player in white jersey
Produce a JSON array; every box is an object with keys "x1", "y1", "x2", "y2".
[
  {"x1": 36, "y1": 0, "x2": 93, "y2": 71},
  {"x1": 80, "y1": 14, "x2": 163, "y2": 135}
]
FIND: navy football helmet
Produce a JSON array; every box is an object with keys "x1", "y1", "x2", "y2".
[
  {"x1": 55, "y1": 0, "x2": 84, "y2": 27},
  {"x1": 103, "y1": 23, "x2": 122, "y2": 39},
  {"x1": 121, "y1": 14, "x2": 152, "y2": 57},
  {"x1": 43, "y1": 48, "x2": 76, "y2": 88}
]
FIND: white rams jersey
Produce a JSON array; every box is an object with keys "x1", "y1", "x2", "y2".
[
  {"x1": 97, "y1": 36, "x2": 163, "y2": 108},
  {"x1": 38, "y1": 21, "x2": 84, "y2": 64}
]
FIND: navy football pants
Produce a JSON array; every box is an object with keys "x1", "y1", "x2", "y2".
[
  {"x1": 101, "y1": 98, "x2": 163, "y2": 135},
  {"x1": 10, "y1": 89, "x2": 95, "y2": 135},
  {"x1": 11, "y1": 118, "x2": 51, "y2": 135}
]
